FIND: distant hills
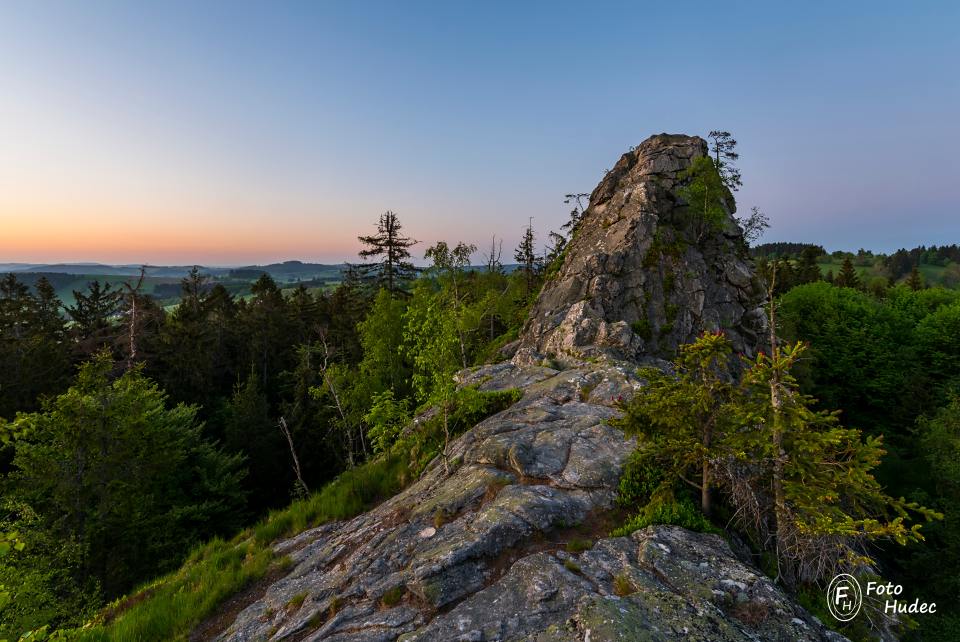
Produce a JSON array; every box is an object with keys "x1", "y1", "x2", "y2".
[
  {"x1": 2, "y1": 261, "x2": 349, "y2": 308},
  {"x1": 0, "y1": 260, "x2": 346, "y2": 279}
]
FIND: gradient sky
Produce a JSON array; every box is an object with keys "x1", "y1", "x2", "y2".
[{"x1": 0, "y1": 1, "x2": 957, "y2": 265}]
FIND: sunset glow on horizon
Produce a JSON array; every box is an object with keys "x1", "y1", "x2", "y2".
[{"x1": 1, "y1": 1, "x2": 957, "y2": 265}]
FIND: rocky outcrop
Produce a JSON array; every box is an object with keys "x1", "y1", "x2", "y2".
[
  {"x1": 214, "y1": 364, "x2": 842, "y2": 642},
  {"x1": 514, "y1": 133, "x2": 765, "y2": 368},
  {"x1": 209, "y1": 135, "x2": 838, "y2": 642}
]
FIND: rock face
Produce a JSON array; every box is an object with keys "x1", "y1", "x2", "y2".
[
  {"x1": 214, "y1": 364, "x2": 842, "y2": 642},
  {"x1": 514, "y1": 133, "x2": 766, "y2": 368},
  {"x1": 210, "y1": 135, "x2": 840, "y2": 642}
]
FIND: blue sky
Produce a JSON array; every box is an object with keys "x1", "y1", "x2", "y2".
[{"x1": 0, "y1": 1, "x2": 957, "y2": 264}]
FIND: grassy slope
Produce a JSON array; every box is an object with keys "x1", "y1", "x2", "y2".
[{"x1": 68, "y1": 388, "x2": 521, "y2": 642}]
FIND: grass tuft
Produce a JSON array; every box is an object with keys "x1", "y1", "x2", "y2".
[
  {"x1": 380, "y1": 585, "x2": 405, "y2": 608},
  {"x1": 565, "y1": 538, "x2": 593, "y2": 553},
  {"x1": 613, "y1": 573, "x2": 636, "y2": 597}
]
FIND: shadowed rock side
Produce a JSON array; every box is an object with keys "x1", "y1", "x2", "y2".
[
  {"x1": 210, "y1": 135, "x2": 840, "y2": 642},
  {"x1": 513, "y1": 133, "x2": 766, "y2": 368}
]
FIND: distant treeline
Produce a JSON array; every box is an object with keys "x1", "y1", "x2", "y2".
[{"x1": 751, "y1": 242, "x2": 825, "y2": 258}]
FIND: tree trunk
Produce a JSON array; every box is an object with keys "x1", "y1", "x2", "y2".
[{"x1": 701, "y1": 425, "x2": 712, "y2": 517}]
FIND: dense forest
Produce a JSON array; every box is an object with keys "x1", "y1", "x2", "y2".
[{"x1": 2, "y1": 161, "x2": 960, "y2": 640}]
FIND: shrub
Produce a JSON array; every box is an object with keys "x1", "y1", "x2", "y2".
[{"x1": 612, "y1": 495, "x2": 719, "y2": 537}]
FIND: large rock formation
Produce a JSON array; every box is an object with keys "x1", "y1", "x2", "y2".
[
  {"x1": 514, "y1": 133, "x2": 765, "y2": 368},
  {"x1": 208, "y1": 135, "x2": 840, "y2": 642}
]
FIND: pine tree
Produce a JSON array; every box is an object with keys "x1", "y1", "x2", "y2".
[
  {"x1": 835, "y1": 257, "x2": 861, "y2": 289},
  {"x1": 614, "y1": 331, "x2": 736, "y2": 517},
  {"x1": 0, "y1": 276, "x2": 70, "y2": 417},
  {"x1": 562, "y1": 193, "x2": 589, "y2": 236},
  {"x1": 66, "y1": 280, "x2": 121, "y2": 355},
  {"x1": 907, "y1": 265, "x2": 924, "y2": 291},
  {"x1": 796, "y1": 246, "x2": 822, "y2": 284},
  {"x1": 158, "y1": 270, "x2": 216, "y2": 408},
  {"x1": 239, "y1": 274, "x2": 292, "y2": 393},
  {"x1": 732, "y1": 338, "x2": 939, "y2": 585},
  {"x1": 707, "y1": 130, "x2": 742, "y2": 191},
  {"x1": 514, "y1": 219, "x2": 539, "y2": 297},
  {"x1": 5, "y1": 353, "x2": 246, "y2": 599},
  {"x1": 357, "y1": 211, "x2": 419, "y2": 295},
  {"x1": 221, "y1": 370, "x2": 288, "y2": 513}
]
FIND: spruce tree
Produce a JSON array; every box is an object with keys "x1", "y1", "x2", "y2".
[
  {"x1": 357, "y1": 211, "x2": 419, "y2": 295},
  {"x1": 5, "y1": 353, "x2": 246, "y2": 599},
  {"x1": 907, "y1": 265, "x2": 924, "y2": 291},
  {"x1": 835, "y1": 257, "x2": 861, "y2": 289},
  {"x1": 66, "y1": 280, "x2": 121, "y2": 354},
  {"x1": 514, "y1": 219, "x2": 539, "y2": 297},
  {"x1": 797, "y1": 246, "x2": 822, "y2": 284}
]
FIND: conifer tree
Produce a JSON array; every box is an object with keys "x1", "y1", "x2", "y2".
[
  {"x1": 5, "y1": 353, "x2": 246, "y2": 599},
  {"x1": 707, "y1": 130, "x2": 742, "y2": 191},
  {"x1": 797, "y1": 246, "x2": 822, "y2": 284},
  {"x1": 221, "y1": 370, "x2": 287, "y2": 513},
  {"x1": 514, "y1": 219, "x2": 539, "y2": 297},
  {"x1": 835, "y1": 257, "x2": 861, "y2": 289},
  {"x1": 66, "y1": 280, "x2": 121, "y2": 354},
  {"x1": 614, "y1": 331, "x2": 735, "y2": 517},
  {"x1": 357, "y1": 211, "x2": 419, "y2": 295},
  {"x1": 907, "y1": 265, "x2": 924, "y2": 291}
]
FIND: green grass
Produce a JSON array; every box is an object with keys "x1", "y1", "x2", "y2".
[
  {"x1": 380, "y1": 585, "x2": 405, "y2": 608},
  {"x1": 72, "y1": 536, "x2": 277, "y2": 642},
  {"x1": 565, "y1": 538, "x2": 594, "y2": 553},
  {"x1": 65, "y1": 386, "x2": 522, "y2": 642},
  {"x1": 612, "y1": 573, "x2": 636, "y2": 597}
]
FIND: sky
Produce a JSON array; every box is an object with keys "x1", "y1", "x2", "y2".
[{"x1": 0, "y1": 1, "x2": 957, "y2": 265}]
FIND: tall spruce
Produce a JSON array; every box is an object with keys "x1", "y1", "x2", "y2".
[
  {"x1": 357, "y1": 211, "x2": 419, "y2": 295},
  {"x1": 514, "y1": 219, "x2": 539, "y2": 297},
  {"x1": 835, "y1": 257, "x2": 861, "y2": 289}
]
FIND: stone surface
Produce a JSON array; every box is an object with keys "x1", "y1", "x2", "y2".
[
  {"x1": 209, "y1": 134, "x2": 839, "y2": 642},
  {"x1": 212, "y1": 362, "x2": 842, "y2": 642},
  {"x1": 513, "y1": 133, "x2": 766, "y2": 368}
]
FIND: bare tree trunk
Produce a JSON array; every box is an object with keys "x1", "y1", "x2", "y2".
[
  {"x1": 124, "y1": 267, "x2": 146, "y2": 370},
  {"x1": 766, "y1": 264, "x2": 792, "y2": 585},
  {"x1": 278, "y1": 416, "x2": 309, "y2": 495},
  {"x1": 319, "y1": 335, "x2": 355, "y2": 467},
  {"x1": 701, "y1": 423, "x2": 712, "y2": 517},
  {"x1": 442, "y1": 402, "x2": 451, "y2": 475}
]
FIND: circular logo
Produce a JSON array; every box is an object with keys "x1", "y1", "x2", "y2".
[{"x1": 827, "y1": 574, "x2": 863, "y2": 622}]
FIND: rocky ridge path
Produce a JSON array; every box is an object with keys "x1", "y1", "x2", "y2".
[{"x1": 211, "y1": 133, "x2": 843, "y2": 641}]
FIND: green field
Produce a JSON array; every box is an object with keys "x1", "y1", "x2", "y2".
[{"x1": 817, "y1": 260, "x2": 954, "y2": 287}]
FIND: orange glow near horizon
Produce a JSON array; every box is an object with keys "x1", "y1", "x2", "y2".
[{"x1": 0, "y1": 199, "x2": 365, "y2": 265}]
